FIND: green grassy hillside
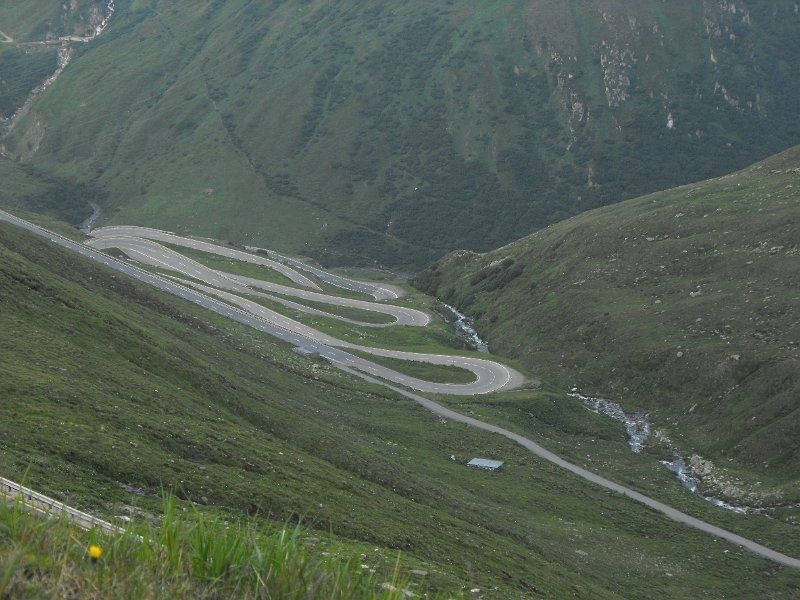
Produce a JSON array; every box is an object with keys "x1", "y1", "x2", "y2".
[
  {"x1": 0, "y1": 156, "x2": 98, "y2": 225},
  {"x1": 4, "y1": 217, "x2": 800, "y2": 597},
  {"x1": 414, "y1": 145, "x2": 800, "y2": 502},
  {"x1": 0, "y1": 0, "x2": 107, "y2": 40},
  {"x1": 0, "y1": 45, "x2": 58, "y2": 120},
  {"x1": 2, "y1": 0, "x2": 799, "y2": 266}
]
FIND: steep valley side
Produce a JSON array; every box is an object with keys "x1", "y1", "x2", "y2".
[{"x1": 414, "y1": 145, "x2": 800, "y2": 503}]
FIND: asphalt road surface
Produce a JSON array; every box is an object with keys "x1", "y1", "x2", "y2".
[
  {"x1": 2, "y1": 211, "x2": 521, "y2": 395},
  {"x1": 91, "y1": 225, "x2": 322, "y2": 290},
  {"x1": 93, "y1": 225, "x2": 404, "y2": 300},
  {"x1": 3, "y1": 209, "x2": 798, "y2": 569},
  {"x1": 85, "y1": 231, "x2": 519, "y2": 395},
  {"x1": 86, "y1": 235, "x2": 429, "y2": 327},
  {"x1": 247, "y1": 245, "x2": 405, "y2": 301}
]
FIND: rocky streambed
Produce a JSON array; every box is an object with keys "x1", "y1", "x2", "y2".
[
  {"x1": 569, "y1": 391, "x2": 650, "y2": 453},
  {"x1": 80, "y1": 203, "x2": 101, "y2": 232},
  {"x1": 0, "y1": 1, "x2": 115, "y2": 142},
  {"x1": 441, "y1": 303, "x2": 489, "y2": 353},
  {"x1": 569, "y1": 390, "x2": 782, "y2": 515}
]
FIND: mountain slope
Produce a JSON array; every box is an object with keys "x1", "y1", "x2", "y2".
[
  {"x1": 0, "y1": 0, "x2": 108, "y2": 40},
  {"x1": 414, "y1": 145, "x2": 800, "y2": 499},
  {"x1": 3, "y1": 0, "x2": 800, "y2": 265},
  {"x1": 0, "y1": 156, "x2": 98, "y2": 224},
  {"x1": 4, "y1": 216, "x2": 800, "y2": 597}
]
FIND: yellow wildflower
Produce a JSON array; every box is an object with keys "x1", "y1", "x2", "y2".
[{"x1": 88, "y1": 545, "x2": 103, "y2": 561}]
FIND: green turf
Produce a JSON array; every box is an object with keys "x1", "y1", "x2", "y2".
[
  {"x1": 0, "y1": 45, "x2": 57, "y2": 119},
  {"x1": 268, "y1": 292, "x2": 397, "y2": 325},
  {"x1": 0, "y1": 496, "x2": 446, "y2": 599},
  {"x1": 234, "y1": 289, "x2": 484, "y2": 357},
  {"x1": 347, "y1": 349, "x2": 478, "y2": 385},
  {"x1": 0, "y1": 157, "x2": 98, "y2": 227},
  {"x1": 159, "y1": 241, "x2": 298, "y2": 287},
  {"x1": 0, "y1": 0, "x2": 105, "y2": 39}
]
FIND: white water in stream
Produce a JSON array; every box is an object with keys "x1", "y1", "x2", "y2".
[
  {"x1": 569, "y1": 391, "x2": 650, "y2": 453},
  {"x1": 569, "y1": 391, "x2": 770, "y2": 514},
  {"x1": 442, "y1": 303, "x2": 489, "y2": 353},
  {"x1": 659, "y1": 458, "x2": 758, "y2": 514},
  {"x1": 80, "y1": 203, "x2": 101, "y2": 232}
]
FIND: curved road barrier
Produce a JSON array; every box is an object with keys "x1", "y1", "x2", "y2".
[{"x1": 1, "y1": 477, "x2": 126, "y2": 536}]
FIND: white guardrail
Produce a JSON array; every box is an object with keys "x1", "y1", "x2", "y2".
[{"x1": 1, "y1": 476, "x2": 127, "y2": 535}]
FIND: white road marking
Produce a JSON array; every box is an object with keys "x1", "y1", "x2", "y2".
[{"x1": 83, "y1": 229, "x2": 522, "y2": 395}]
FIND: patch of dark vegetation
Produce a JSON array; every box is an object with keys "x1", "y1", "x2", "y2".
[
  {"x1": 0, "y1": 158, "x2": 104, "y2": 225},
  {"x1": 0, "y1": 45, "x2": 58, "y2": 118}
]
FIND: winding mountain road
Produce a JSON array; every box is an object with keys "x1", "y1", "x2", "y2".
[
  {"x1": 85, "y1": 228, "x2": 517, "y2": 395},
  {"x1": 90, "y1": 227, "x2": 322, "y2": 290},
  {"x1": 92, "y1": 225, "x2": 404, "y2": 300},
  {"x1": 86, "y1": 235, "x2": 428, "y2": 327},
  {"x1": 246, "y1": 245, "x2": 405, "y2": 301},
  {"x1": 2, "y1": 208, "x2": 799, "y2": 570},
  {"x1": 1, "y1": 211, "x2": 521, "y2": 395}
]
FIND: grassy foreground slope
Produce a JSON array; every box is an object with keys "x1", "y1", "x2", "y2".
[
  {"x1": 0, "y1": 497, "x2": 422, "y2": 599},
  {"x1": 414, "y1": 146, "x2": 800, "y2": 500},
  {"x1": 4, "y1": 0, "x2": 800, "y2": 265},
  {"x1": 3, "y1": 218, "x2": 800, "y2": 597}
]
